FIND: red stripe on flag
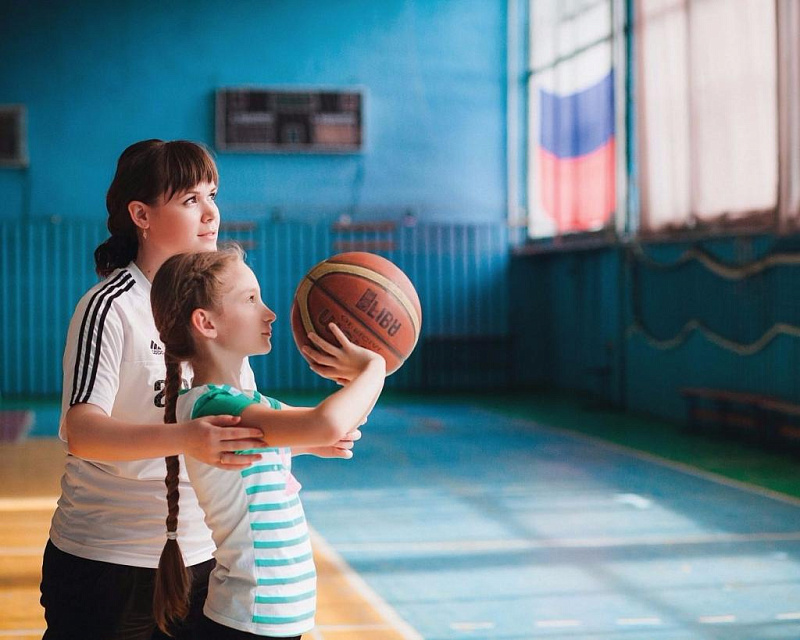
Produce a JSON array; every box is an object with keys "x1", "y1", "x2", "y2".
[{"x1": 538, "y1": 139, "x2": 616, "y2": 234}]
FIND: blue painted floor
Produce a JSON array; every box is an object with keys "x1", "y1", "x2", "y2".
[{"x1": 295, "y1": 400, "x2": 800, "y2": 640}]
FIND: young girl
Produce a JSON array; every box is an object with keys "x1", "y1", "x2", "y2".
[
  {"x1": 41, "y1": 140, "x2": 270, "y2": 640},
  {"x1": 149, "y1": 247, "x2": 385, "y2": 639}
]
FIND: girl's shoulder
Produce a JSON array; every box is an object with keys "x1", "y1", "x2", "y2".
[{"x1": 180, "y1": 384, "x2": 281, "y2": 420}]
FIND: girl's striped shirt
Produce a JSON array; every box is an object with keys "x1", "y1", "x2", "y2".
[{"x1": 178, "y1": 384, "x2": 316, "y2": 637}]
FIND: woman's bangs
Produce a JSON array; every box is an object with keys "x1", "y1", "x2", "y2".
[{"x1": 161, "y1": 142, "x2": 218, "y2": 201}]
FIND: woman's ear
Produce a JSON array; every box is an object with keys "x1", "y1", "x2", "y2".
[
  {"x1": 127, "y1": 201, "x2": 150, "y2": 232},
  {"x1": 191, "y1": 308, "x2": 218, "y2": 339}
]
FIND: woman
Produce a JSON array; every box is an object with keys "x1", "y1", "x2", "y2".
[{"x1": 40, "y1": 140, "x2": 267, "y2": 640}]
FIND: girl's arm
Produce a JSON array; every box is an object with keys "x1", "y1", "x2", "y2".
[
  {"x1": 240, "y1": 324, "x2": 385, "y2": 448},
  {"x1": 65, "y1": 403, "x2": 266, "y2": 468}
]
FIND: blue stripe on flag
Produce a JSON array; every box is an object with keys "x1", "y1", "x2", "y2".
[{"x1": 539, "y1": 70, "x2": 615, "y2": 159}]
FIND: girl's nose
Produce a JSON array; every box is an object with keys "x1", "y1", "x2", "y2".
[{"x1": 263, "y1": 304, "x2": 277, "y2": 321}]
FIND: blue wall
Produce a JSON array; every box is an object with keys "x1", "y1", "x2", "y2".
[
  {"x1": 511, "y1": 236, "x2": 800, "y2": 423},
  {"x1": 0, "y1": 218, "x2": 520, "y2": 396},
  {"x1": 0, "y1": 0, "x2": 507, "y2": 223}
]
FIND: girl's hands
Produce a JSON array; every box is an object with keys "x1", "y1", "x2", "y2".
[
  {"x1": 182, "y1": 415, "x2": 266, "y2": 470},
  {"x1": 299, "y1": 428, "x2": 362, "y2": 459},
  {"x1": 301, "y1": 323, "x2": 386, "y2": 384}
]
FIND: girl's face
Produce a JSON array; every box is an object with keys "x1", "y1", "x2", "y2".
[
  {"x1": 146, "y1": 181, "x2": 219, "y2": 254},
  {"x1": 211, "y1": 260, "x2": 277, "y2": 358}
]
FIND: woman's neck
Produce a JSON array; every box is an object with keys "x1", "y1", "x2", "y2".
[{"x1": 135, "y1": 247, "x2": 172, "y2": 283}]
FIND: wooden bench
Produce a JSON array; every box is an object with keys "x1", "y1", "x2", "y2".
[{"x1": 681, "y1": 387, "x2": 800, "y2": 449}]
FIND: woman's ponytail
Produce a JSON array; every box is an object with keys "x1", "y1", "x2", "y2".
[
  {"x1": 153, "y1": 356, "x2": 191, "y2": 634},
  {"x1": 94, "y1": 233, "x2": 138, "y2": 278}
]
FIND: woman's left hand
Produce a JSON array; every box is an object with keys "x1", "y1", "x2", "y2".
[{"x1": 298, "y1": 428, "x2": 362, "y2": 459}]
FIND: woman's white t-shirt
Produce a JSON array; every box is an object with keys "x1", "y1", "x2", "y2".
[{"x1": 49, "y1": 262, "x2": 256, "y2": 568}]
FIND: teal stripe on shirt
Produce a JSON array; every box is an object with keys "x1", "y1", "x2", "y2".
[
  {"x1": 251, "y1": 516, "x2": 305, "y2": 531},
  {"x1": 241, "y1": 463, "x2": 284, "y2": 477},
  {"x1": 255, "y1": 551, "x2": 313, "y2": 567},
  {"x1": 255, "y1": 590, "x2": 315, "y2": 605},
  {"x1": 249, "y1": 496, "x2": 300, "y2": 512},
  {"x1": 246, "y1": 483, "x2": 286, "y2": 494},
  {"x1": 252, "y1": 610, "x2": 315, "y2": 625},
  {"x1": 236, "y1": 447, "x2": 275, "y2": 455},
  {"x1": 257, "y1": 570, "x2": 316, "y2": 586},
  {"x1": 253, "y1": 533, "x2": 309, "y2": 549}
]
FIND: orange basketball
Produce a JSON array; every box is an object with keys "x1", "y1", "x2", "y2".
[{"x1": 291, "y1": 252, "x2": 422, "y2": 375}]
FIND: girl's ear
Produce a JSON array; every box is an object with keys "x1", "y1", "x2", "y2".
[
  {"x1": 127, "y1": 201, "x2": 150, "y2": 232},
  {"x1": 191, "y1": 308, "x2": 218, "y2": 339}
]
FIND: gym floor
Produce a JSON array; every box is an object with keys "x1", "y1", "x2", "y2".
[{"x1": 3, "y1": 391, "x2": 800, "y2": 639}]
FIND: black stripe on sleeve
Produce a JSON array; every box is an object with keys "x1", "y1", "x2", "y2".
[
  {"x1": 77, "y1": 279, "x2": 136, "y2": 404},
  {"x1": 69, "y1": 272, "x2": 133, "y2": 406}
]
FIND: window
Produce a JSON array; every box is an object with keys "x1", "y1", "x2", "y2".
[
  {"x1": 527, "y1": 0, "x2": 619, "y2": 239},
  {"x1": 635, "y1": 0, "x2": 778, "y2": 234}
]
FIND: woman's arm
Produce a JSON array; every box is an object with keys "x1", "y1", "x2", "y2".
[
  {"x1": 65, "y1": 403, "x2": 267, "y2": 468},
  {"x1": 293, "y1": 428, "x2": 362, "y2": 459}
]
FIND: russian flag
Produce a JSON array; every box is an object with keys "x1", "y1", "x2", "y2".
[
  {"x1": 530, "y1": 0, "x2": 616, "y2": 237},
  {"x1": 538, "y1": 71, "x2": 616, "y2": 234}
]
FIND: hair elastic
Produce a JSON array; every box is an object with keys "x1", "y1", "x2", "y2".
[{"x1": 166, "y1": 531, "x2": 178, "y2": 540}]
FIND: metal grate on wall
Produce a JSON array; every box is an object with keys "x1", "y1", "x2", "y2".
[{"x1": 0, "y1": 219, "x2": 518, "y2": 396}]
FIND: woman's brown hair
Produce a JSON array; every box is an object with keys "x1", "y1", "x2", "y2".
[
  {"x1": 94, "y1": 139, "x2": 219, "y2": 277},
  {"x1": 150, "y1": 245, "x2": 244, "y2": 634}
]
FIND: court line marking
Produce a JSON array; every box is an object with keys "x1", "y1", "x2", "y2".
[
  {"x1": 0, "y1": 497, "x2": 57, "y2": 512},
  {"x1": 535, "y1": 619, "x2": 582, "y2": 628},
  {"x1": 777, "y1": 612, "x2": 800, "y2": 620},
  {"x1": 450, "y1": 622, "x2": 496, "y2": 631},
  {"x1": 325, "y1": 530, "x2": 800, "y2": 554},
  {"x1": 699, "y1": 614, "x2": 736, "y2": 624},
  {"x1": 310, "y1": 528, "x2": 424, "y2": 640},
  {"x1": 316, "y1": 624, "x2": 400, "y2": 631},
  {"x1": 0, "y1": 546, "x2": 47, "y2": 556},
  {"x1": 616, "y1": 617, "x2": 662, "y2": 626},
  {"x1": 482, "y1": 410, "x2": 800, "y2": 508}
]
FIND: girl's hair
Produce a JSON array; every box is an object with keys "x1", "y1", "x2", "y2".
[
  {"x1": 150, "y1": 245, "x2": 244, "y2": 633},
  {"x1": 94, "y1": 139, "x2": 219, "y2": 278}
]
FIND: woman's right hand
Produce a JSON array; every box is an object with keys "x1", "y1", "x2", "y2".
[
  {"x1": 181, "y1": 415, "x2": 266, "y2": 469},
  {"x1": 301, "y1": 323, "x2": 386, "y2": 384}
]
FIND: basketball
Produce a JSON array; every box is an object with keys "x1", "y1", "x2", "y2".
[{"x1": 291, "y1": 252, "x2": 422, "y2": 375}]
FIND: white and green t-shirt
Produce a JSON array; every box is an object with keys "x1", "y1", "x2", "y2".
[{"x1": 178, "y1": 384, "x2": 316, "y2": 637}]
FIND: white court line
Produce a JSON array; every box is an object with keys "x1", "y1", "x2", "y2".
[
  {"x1": 482, "y1": 409, "x2": 800, "y2": 508},
  {"x1": 0, "y1": 546, "x2": 46, "y2": 556},
  {"x1": 326, "y1": 530, "x2": 800, "y2": 554},
  {"x1": 535, "y1": 619, "x2": 582, "y2": 628},
  {"x1": 307, "y1": 628, "x2": 324, "y2": 640},
  {"x1": 316, "y1": 624, "x2": 397, "y2": 631},
  {"x1": 699, "y1": 615, "x2": 736, "y2": 624},
  {"x1": 310, "y1": 528, "x2": 423, "y2": 640},
  {"x1": 450, "y1": 621, "x2": 496, "y2": 631},
  {"x1": 0, "y1": 497, "x2": 57, "y2": 511},
  {"x1": 616, "y1": 617, "x2": 662, "y2": 626},
  {"x1": 777, "y1": 612, "x2": 800, "y2": 620}
]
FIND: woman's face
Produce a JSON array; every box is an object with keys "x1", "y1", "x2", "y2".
[{"x1": 146, "y1": 181, "x2": 220, "y2": 254}]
